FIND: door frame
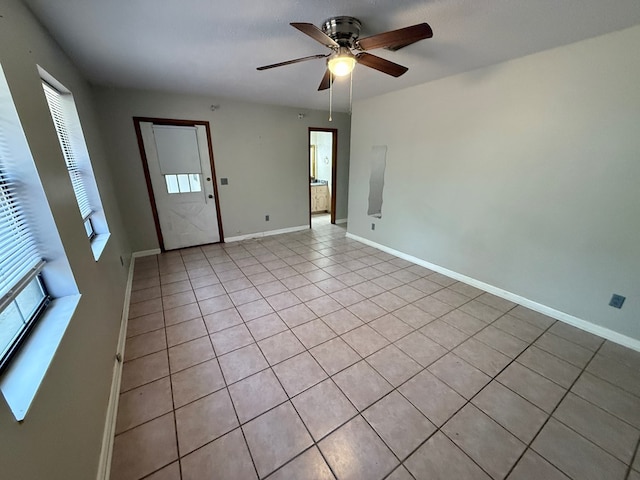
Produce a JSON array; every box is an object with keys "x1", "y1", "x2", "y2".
[
  {"x1": 308, "y1": 127, "x2": 338, "y2": 226},
  {"x1": 133, "y1": 116, "x2": 224, "y2": 251}
]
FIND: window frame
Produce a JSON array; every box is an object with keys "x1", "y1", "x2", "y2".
[
  {"x1": 41, "y1": 80, "x2": 94, "y2": 225},
  {"x1": 0, "y1": 63, "x2": 81, "y2": 421},
  {"x1": 164, "y1": 173, "x2": 203, "y2": 194},
  {"x1": 39, "y1": 68, "x2": 110, "y2": 260},
  {"x1": 0, "y1": 114, "x2": 51, "y2": 373},
  {"x1": 0, "y1": 272, "x2": 50, "y2": 373}
]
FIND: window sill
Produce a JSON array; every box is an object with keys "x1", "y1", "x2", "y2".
[
  {"x1": 0, "y1": 294, "x2": 81, "y2": 421},
  {"x1": 91, "y1": 232, "x2": 110, "y2": 261}
]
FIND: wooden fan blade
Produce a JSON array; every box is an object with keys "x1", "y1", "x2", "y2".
[
  {"x1": 356, "y1": 52, "x2": 408, "y2": 77},
  {"x1": 318, "y1": 69, "x2": 331, "y2": 91},
  {"x1": 291, "y1": 22, "x2": 339, "y2": 48},
  {"x1": 257, "y1": 54, "x2": 329, "y2": 71},
  {"x1": 356, "y1": 23, "x2": 433, "y2": 52}
]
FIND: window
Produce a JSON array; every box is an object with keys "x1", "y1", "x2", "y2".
[
  {"x1": 40, "y1": 69, "x2": 109, "y2": 258},
  {"x1": 165, "y1": 173, "x2": 202, "y2": 194},
  {"x1": 0, "y1": 168, "x2": 49, "y2": 371},
  {"x1": 41, "y1": 82, "x2": 93, "y2": 229},
  {"x1": 0, "y1": 64, "x2": 80, "y2": 420}
]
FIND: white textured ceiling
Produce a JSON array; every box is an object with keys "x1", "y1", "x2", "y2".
[{"x1": 24, "y1": 0, "x2": 640, "y2": 111}]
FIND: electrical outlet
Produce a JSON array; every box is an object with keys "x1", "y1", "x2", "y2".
[
  {"x1": 609, "y1": 294, "x2": 626, "y2": 309},
  {"x1": 371, "y1": 223, "x2": 375, "y2": 230},
  {"x1": 265, "y1": 215, "x2": 270, "y2": 221}
]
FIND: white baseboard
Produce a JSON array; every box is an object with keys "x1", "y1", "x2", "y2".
[
  {"x1": 225, "y1": 225, "x2": 309, "y2": 243},
  {"x1": 96, "y1": 255, "x2": 135, "y2": 480},
  {"x1": 335, "y1": 218, "x2": 348, "y2": 225},
  {"x1": 346, "y1": 232, "x2": 640, "y2": 352},
  {"x1": 131, "y1": 248, "x2": 161, "y2": 258}
]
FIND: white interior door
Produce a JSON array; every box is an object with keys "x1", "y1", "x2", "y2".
[{"x1": 140, "y1": 122, "x2": 220, "y2": 250}]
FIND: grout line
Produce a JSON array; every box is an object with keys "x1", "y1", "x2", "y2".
[
  {"x1": 384, "y1": 314, "x2": 562, "y2": 479},
  {"x1": 235, "y1": 241, "x2": 401, "y2": 478},
  {"x1": 220, "y1": 262, "x2": 280, "y2": 478},
  {"x1": 625, "y1": 437, "x2": 640, "y2": 480},
  {"x1": 207, "y1": 324, "x2": 261, "y2": 479},
  {"x1": 165, "y1": 255, "x2": 186, "y2": 480},
  {"x1": 118, "y1": 227, "x2": 634, "y2": 480},
  {"x1": 502, "y1": 341, "x2": 604, "y2": 479},
  {"x1": 217, "y1": 234, "x2": 405, "y2": 477}
]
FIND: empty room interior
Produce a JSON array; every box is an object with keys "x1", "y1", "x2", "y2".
[{"x1": 1, "y1": 0, "x2": 640, "y2": 479}]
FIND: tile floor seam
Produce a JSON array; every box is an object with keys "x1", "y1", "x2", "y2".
[
  {"x1": 153, "y1": 268, "x2": 518, "y2": 450},
  {"x1": 564, "y1": 381, "x2": 640, "y2": 439},
  {"x1": 234, "y1": 424, "x2": 262, "y2": 480},
  {"x1": 232, "y1": 307, "x2": 319, "y2": 479},
  {"x1": 625, "y1": 437, "x2": 640, "y2": 480},
  {"x1": 118, "y1": 366, "x2": 170, "y2": 395},
  {"x1": 118, "y1": 227, "x2": 639, "y2": 480},
  {"x1": 514, "y1": 342, "x2": 619, "y2": 393},
  {"x1": 394, "y1": 398, "x2": 492, "y2": 478},
  {"x1": 550, "y1": 404, "x2": 639, "y2": 466},
  {"x1": 436, "y1": 424, "x2": 507, "y2": 480},
  {"x1": 120, "y1": 339, "x2": 167, "y2": 362},
  {"x1": 510, "y1": 357, "x2": 577, "y2": 391},
  {"x1": 391, "y1": 312, "x2": 562, "y2": 479},
  {"x1": 119, "y1": 308, "x2": 184, "y2": 479},
  {"x1": 291, "y1": 376, "x2": 363, "y2": 438},
  {"x1": 503, "y1": 340, "x2": 605, "y2": 479},
  {"x1": 279, "y1": 400, "x2": 342, "y2": 480},
  {"x1": 164, "y1": 320, "x2": 184, "y2": 480},
  {"x1": 384, "y1": 467, "x2": 418, "y2": 480},
  {"x1": 117, "y1": 314, "x2": 447, "y2": 437},
  {"x1": 166, "y1": 253, "x2": 429, "y2": 477},
  {"x1": 578, "y1": 363, "x2": 640, "y2": 401},
  {"x1": 422, "y1": 303, "x2": 514, "y2": 350},
  {"x1": 358, "y1": 390, "x2": 431, "y2": 466},
  {"x1": 324, "y1": 319, "x2": 505, "y2": 474},
  {"x1": 167, "y1": 330, "x2": 209, "y2": 349},
  {"x1": 471, "y1": 328, "x2": 523, "y2": 357},
  {"x1": 204, "y1": 304, "x2": 263, "y2": 480},
  {"x1": 529, "y1": 333, "x2": 592, "y2": 366},
  {"x1": 174, "y1": 376, "x2": 262, "y2": 475}
]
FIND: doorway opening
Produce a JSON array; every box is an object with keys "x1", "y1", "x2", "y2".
[
  {"x1": 308, "y1": 127, "x2": 337, "y2": 229},
  {"x1": 133, "y1": 117, "x2": 224, "y2": 251}
]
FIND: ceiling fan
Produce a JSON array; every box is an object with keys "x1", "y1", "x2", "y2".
[{"x1": 257, "y1": 17, "x2": 433, "y2": 91}]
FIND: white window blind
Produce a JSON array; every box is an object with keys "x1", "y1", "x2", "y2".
[
  {"x1": 42, "y1": 82, "x2": 92, "y2": 220},
  {"x1": 0, "y1": 130, "x2": 43, "y2": 310}
]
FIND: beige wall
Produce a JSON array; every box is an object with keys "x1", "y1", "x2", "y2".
[
  {"x1": 348, "y1": 25, "x2": 640, "y2": 342},
  {"x1": 93, "y1": 88, "x2": 351, "y2": 251},
  {"x1": 0, "y1": 1, "x2": 131, "y2": 479}
]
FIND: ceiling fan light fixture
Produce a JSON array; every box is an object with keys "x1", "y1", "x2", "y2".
[{"x1": 328, "y1": 51, "x2": 356, "y2": 77}]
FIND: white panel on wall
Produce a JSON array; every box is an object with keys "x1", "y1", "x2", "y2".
[{"x1": 367, "y1": 145, "x2": 387, "y2": 218}]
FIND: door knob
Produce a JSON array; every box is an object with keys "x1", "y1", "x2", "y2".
[{"x1": 208, "y1": 194, "x2": 213, "y2": 198}]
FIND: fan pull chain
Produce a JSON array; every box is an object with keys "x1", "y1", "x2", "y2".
[
  {"x1": 349, "y1": 69, "x2": 353, "y2": 115},
  {"x1": 329, "y1": 72, "x2": 333, "y2": 122}
]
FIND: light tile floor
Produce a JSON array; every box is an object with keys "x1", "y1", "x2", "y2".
[
  {"x1": 111, "y1": 223, "x2": 640, "y2": 480},
  {"x1": 311, "y1": 213, "x2": 332, "y2": 228}
]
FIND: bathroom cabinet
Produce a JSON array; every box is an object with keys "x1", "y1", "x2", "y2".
[{"x1": 311, "y1": 184, "x2": 329, "y2": 213}]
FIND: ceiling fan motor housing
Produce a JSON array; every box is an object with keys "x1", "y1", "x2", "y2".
[
  {"x1": 257, "y1": 16, "x2": 431, "y2": 87},
  {"x1": 321, "y1": 16, "x2": 362, "y2": 48}
]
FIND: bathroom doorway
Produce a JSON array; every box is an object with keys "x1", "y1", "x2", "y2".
[{"x1": 308, "y1": 128, "x2": 337, "y2": 228}]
